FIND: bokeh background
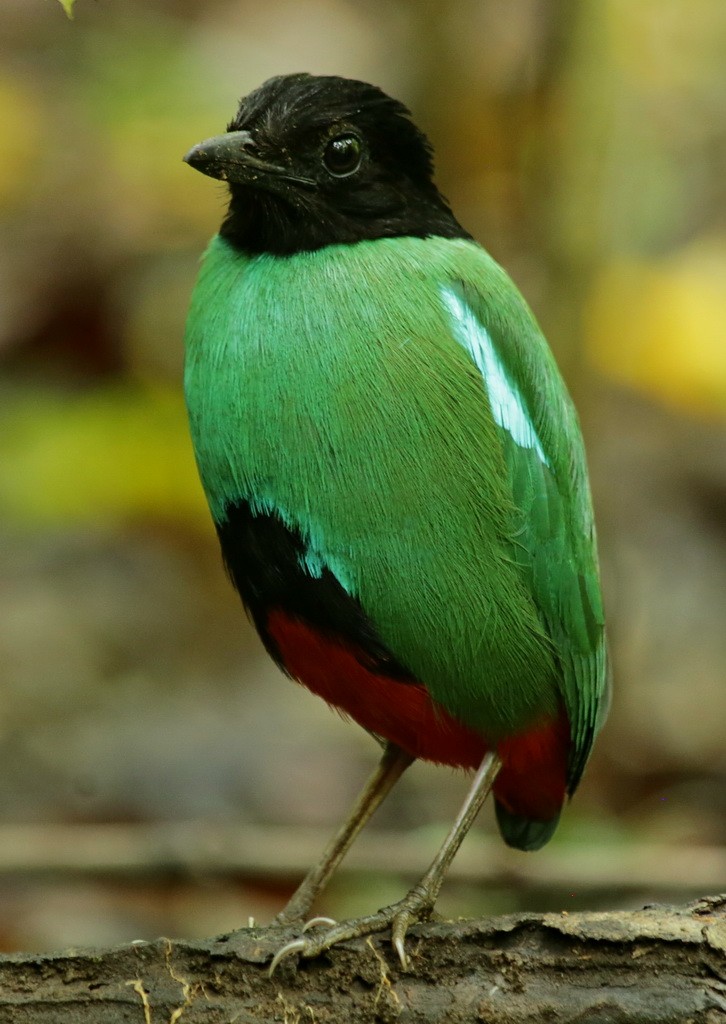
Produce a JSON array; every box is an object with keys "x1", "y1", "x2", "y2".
[{"x1": 1, "y1": 0, "x2": 724, "y2": 952}]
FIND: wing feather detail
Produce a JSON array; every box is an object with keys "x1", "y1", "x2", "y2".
[{"x1": 440, "y1": 278, "x2": 609, "y2": 791}]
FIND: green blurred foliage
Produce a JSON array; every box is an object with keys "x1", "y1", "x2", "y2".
[{"x1": 0, "y1": 386, "x2": 206, "y2": 527}]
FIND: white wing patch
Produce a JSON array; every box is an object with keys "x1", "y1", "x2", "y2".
[{"x1": 441, "y1": 286, "x2": 549, "y2": 465}]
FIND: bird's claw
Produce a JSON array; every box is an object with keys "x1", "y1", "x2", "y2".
[
  {"x1": 268, "y1": 916, "x2": 337, "y2": 976},
  {"x1": 302, "y1": 915, "x2": 337, "y2": 933},
  {"x1": 268, "y1": 898, "x2": 431, "y2": 976},
  {"x1": 391, "y1": 910, "x2": 414, "y2": 970},
  {"x1": 269, "y1": 937, "x2": 308, "y2": 976}
]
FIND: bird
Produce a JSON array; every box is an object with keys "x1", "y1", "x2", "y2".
[{"x1": 182, "y1": 72, "x2": 609, "y2": 971}]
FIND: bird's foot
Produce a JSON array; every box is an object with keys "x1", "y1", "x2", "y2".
[{"x1": 269, "y1": 885, "x2": 434, "y2": 975}]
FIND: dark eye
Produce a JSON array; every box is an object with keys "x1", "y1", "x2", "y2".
[{"x1": 323, "y1": 134, "x2": 362, "y2": 177}]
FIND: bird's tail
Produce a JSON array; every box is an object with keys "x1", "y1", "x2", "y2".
[
  {"x1": 492, "y1": 707, "x2": 570, "y2": 851},
  {"x1": 494, "y1": 799, "x2": 561, "y2": 851}
]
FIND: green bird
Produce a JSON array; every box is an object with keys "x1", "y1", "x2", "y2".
[{"x1": 183, "y1": 73, "x2": 609, "y2": 969}]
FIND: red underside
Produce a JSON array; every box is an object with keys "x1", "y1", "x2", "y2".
[{"x1": 266, "y1": 609, "x2": 569, "y2": 822}]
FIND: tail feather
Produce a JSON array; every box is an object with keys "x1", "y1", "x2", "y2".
[
  {"x1": 493, "y1": 707, "x2": 570, "y2": 850},
  {"x1": 495, "y1": 798, "x2": 561, "y2": 851}
]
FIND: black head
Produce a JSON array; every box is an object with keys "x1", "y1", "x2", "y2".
[{"x1": 184, "y1": 73, "x2": 469, "y2": 256}]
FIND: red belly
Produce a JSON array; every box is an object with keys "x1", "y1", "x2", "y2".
[{"x1": 266, "y1": 609, "x2": 568, "y2": 820}]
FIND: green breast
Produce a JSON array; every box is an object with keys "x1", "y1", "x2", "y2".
[{"x1": 184, "y1": 234, "x2": 560, "y2": 737}]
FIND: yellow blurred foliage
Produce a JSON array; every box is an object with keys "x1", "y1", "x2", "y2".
[
  {"x1": 585, "y1": 238, "x2": 726, "y2": 418},
  {"x1": 0, "y1": 75, "x2": 43, "y2": 207},
  {"x1": 0, "y1": 385, "x2": 208, "y2": 528},
  {"x1": 611, "y1": 0, "x2": 725, "y2": 92}
]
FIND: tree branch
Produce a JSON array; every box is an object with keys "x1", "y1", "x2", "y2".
[{"x1": 0, "y1": 896, "x2": 724, "y2": 1022}]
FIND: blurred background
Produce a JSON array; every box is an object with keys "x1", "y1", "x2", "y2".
[{"x1": 0, "y1": 0, "x2": 724, "y2": 953}]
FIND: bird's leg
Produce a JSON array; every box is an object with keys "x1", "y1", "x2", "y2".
[
  {"x1": 273, "y1": 742, "x2": 414, "y2": 927},
  {"x1": 270, "y1": 751, "x2": 502, "y2": 973}
]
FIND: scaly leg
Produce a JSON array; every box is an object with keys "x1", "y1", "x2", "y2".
[
  {"x1": 270, "y1": 750, "x2": 502, "y2": 973},
  {"x1": 273, "y1": 742, "x2": 414, "y2": 926}
]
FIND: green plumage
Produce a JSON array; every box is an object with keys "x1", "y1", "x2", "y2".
[{"x1": 185, "y1": 232, "x2": 608, "y2": 787}]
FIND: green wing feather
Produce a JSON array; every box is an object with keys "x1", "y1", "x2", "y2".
[{"x1": 446, "y1": 275, "x2": 609, "y2": 790}]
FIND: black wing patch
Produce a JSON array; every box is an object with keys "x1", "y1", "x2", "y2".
[{"x1": 216, "y1": 500, "x2": 414, "y2": 680}]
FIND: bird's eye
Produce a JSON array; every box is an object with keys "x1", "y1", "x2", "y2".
[{"x1": 323, "y1": 134, "x2": 362, "y2": 177}]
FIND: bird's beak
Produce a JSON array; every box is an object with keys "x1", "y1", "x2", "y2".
[{"x1": 183, "y1": 130, "x2": 315, "y2": 189}]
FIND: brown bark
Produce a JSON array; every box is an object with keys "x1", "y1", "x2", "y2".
[{"x1": 0, "y1": 896, "x2": 724, "y2": 1022}]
